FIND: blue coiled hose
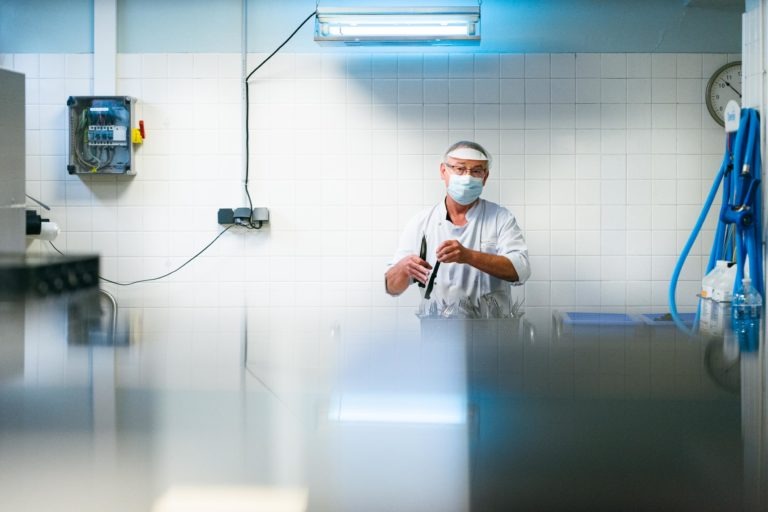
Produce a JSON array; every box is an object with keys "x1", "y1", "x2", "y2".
[{"x1": 669, "y1": 108, "x2": 763, "y2": 334}]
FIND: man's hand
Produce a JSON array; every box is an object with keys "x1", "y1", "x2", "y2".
[
  {"x1": 436, "y1": 239, "x2": 519, "y2": 282},
  {"x1": 436, "y1": 239, "x2": 470, "y2": 264},
  {"x1": 400, "y1": 255, "x2": 432, "y2": 284},
  {"x1": 385, "y1": 255, "x2": 433, "y2": 295}
]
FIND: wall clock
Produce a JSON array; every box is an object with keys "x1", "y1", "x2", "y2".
[{"x1": 705, "y1": 61, "x2": 741, "y2": 127}]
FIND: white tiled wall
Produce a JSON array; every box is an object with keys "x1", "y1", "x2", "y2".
[{"x1": 3, "y1": 51, "x2": 738, "y2": 330}]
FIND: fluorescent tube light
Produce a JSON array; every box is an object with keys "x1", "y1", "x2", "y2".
[
  {"x1": 327, "y1": 393, "x2": 467, "y2": 424},
  {"x1": 152, "y1": 486, "x2": 308, "y2": 512},
  {"x1": 314, "y1": 6, "x2": 481, "y2": 45}
]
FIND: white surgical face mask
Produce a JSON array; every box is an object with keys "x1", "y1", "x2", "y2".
[{"x1": 447, "y1": 174, "x2": 483, "y2": 205}]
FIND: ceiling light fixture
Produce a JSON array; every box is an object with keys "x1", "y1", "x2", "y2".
[{"x1": 314, "y1": 6, "x2": 481, "y2": 45}]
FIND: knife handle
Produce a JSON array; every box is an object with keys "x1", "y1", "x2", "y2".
[
  {"x1": 417, "y1": 235, "x2": 427, "y2": 288},
  {"x1": 424, "y1": 261, "x2": 440, "y2": 299}
]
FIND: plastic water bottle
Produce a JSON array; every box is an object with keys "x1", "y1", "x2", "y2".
[
  {"x1": 731, "y1": 277, "x2": 762, "y2": 320},
  {"x1": 731, "y1": 277, "x2": 762, "y2": 351}
]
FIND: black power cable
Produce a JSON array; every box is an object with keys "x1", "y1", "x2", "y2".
[
  {"x1": 243, "y1": 9, "x2": 317, "y2": 228},
  {"x1": 49, "y1": 225, "x2": 234, "y2": 286}
]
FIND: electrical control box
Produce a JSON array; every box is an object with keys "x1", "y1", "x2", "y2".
[{"x1": 67, "y1": 96, "x2": 137, "y2": 175}]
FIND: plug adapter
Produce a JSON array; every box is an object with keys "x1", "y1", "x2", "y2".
[
  {"x1": 233, "y1": 207, "x2": 252, "y2": 221},
  {"x1": 217, "y1": 208, "x2": 234, "y2": 224},
  {"x1": 251, "y1": 207, "x2": 269, "y2": 222}
]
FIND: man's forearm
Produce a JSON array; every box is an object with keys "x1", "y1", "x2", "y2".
[
  {"x1": 466, "y1": 250, "x2": 519, "y2": 282},
  {"x1": 385, "y1": 267, "x2": 410, "y2": 295}
]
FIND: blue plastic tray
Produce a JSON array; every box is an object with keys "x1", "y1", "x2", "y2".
[
  {"x1": 639, "y1": 313, "x2": 696, "y2": 325},
  {"x1": 560, "y1": 312, "x2": 640, "y2": 326}
]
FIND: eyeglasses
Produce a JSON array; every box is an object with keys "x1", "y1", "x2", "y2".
[{"x1": 445, "y1": 162, "x2": 487, "y2": 178}]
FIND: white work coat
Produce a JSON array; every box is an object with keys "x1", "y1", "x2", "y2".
[{"x1": 388, "y1": 198, "x2": 530, "y2": 303}]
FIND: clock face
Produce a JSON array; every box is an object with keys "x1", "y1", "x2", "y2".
[
  {"x1": 706, "y1": 61, "x2": 742, "y2": 127},
  {"x1": 704, "y1": 338, "x2": 740, "y2": 393}
]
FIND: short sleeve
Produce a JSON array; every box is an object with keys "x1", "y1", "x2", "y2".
[{"x1": 495, "y1": 208, "x2": 530, "y2": 284}]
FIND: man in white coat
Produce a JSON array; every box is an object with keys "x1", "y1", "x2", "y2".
[{"x1": 385, "y1": 141, "x2": 530, "y2": 310}]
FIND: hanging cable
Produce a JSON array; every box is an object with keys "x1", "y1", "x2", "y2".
[
  {"x1": 49, "y1": 225, "x2": 235, "y2": 286},
  {"x1": 243, "y1": 9, "x2": 317, "y2": 228}
]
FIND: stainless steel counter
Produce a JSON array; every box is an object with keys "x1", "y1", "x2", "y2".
[{"x1": 0, "y1": 299, "x2": 762, "y2": 511}]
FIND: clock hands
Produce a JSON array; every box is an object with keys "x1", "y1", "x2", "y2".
[{"x1": 720, "y1": 78, "x2": 742, "y2": 98}]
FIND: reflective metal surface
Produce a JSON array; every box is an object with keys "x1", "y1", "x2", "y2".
[{"x1": 0, "y1": 296, "x2": 764, "y2": 511}]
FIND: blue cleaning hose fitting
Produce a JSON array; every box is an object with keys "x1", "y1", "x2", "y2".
[{"x1": 669, "y1": 108, "x2": 764, "y2": 334}]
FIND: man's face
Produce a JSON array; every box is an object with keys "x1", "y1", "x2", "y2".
[{"x1": 440, "y1": 157, "x2": 489, "y2": 188}]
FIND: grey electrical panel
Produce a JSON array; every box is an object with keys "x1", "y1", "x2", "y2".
[{"x1": 67, "y1": 96, "x2": 137, "y2": 175}]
